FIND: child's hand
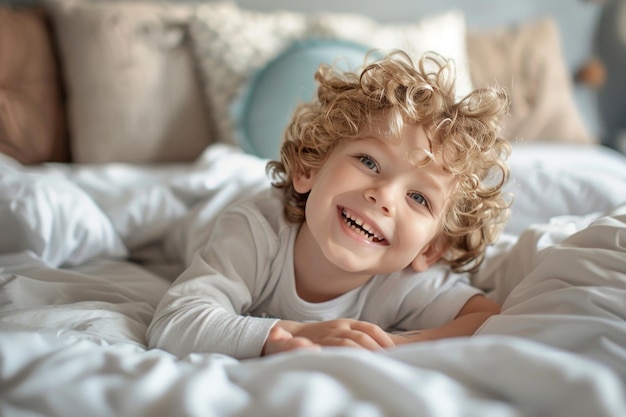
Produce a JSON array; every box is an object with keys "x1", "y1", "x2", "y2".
[
  {"x1": 283, "y1": 319, "x2": 396, "y2": 351},
  {"x1": 262, "y1": 324, "x2": 320, "y2": 356}
]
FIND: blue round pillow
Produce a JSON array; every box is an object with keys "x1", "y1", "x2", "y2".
[{"x1": 232, "y1": 39, "x2": 373, "y2": 160}]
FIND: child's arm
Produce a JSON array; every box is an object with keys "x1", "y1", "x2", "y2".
[
  {"x1": 389, "y1": 294, "x2": 500, "y2": 345},
  {"x1": 148, "y1": 207, "x2": 281, "y2": 359},
  {"x1": 261, "y1": 324, "x2": 320, "y2": 356}
]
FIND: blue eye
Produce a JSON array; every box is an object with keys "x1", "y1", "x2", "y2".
[
  {"x1": 408, "y1": 192, "x2": 428, "y2": 207},
  {"x1": 359, "y1": 155, "x2": 379, "y2": 172}
]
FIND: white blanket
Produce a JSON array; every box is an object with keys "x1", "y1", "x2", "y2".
[{"x1": 1, "y1": 143, "x2": 626, "y2": 417}]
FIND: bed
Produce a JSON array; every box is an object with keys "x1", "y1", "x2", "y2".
[{"x1": 2, "y1": 0, "x2": 626, "y2": 416}]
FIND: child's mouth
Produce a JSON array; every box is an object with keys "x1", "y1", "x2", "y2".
[{"x1": 341, "y1": 208, "x2": 386, "y2": 243}]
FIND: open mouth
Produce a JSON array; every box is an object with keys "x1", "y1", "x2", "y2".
[{"x1": 340, "y1": 208, "x2": 386, "y2": 243}]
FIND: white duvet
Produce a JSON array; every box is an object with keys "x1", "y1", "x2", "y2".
[{"x1": 1, "y1": 143, "x2": 626, "y2": 417}]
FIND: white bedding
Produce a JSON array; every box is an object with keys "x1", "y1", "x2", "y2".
[{"x1": 1, "y1": 143, "x2": 626, "y2": 417}]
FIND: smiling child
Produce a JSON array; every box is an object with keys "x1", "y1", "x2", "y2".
[{"x1": 148, "y1": 50, "x2": 511, "y2": 359}]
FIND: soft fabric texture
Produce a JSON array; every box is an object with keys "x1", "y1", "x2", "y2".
[
  {"x1": 164, "y1": 144, "x2": 272, "y2": 264},
  {"x1": 0, "y1": 6, "x2": 68, "y2": 164},
  {"x1": 1, "y1": 142, "x2": 625, "y2": 415},
  {"x1": 189, "y1": 3, "x2": 473, "y2": 150},
  {"x1": 0, "y1": 160, "x2": 127, "y2": 268},
  {"x1": 467, "y1": 17, "x2": 595, "y2": 144},
  {"x1": 61, "y1": 164, "x2": 189, "y2": 251},
  {"x1": 0, "y1": 256, "x2": 170, "y2": 345},
  {"x1": 189, "y1": 3, "x2": 308, "y2": 149},
  {"x1": 503, "y1": 143, "x2": 626, "y2": 235},
  {"x1": 1, "y1": 145, "x2": 626, "y2": 416},
  {"x1": 232, "y1": 39, "x2": 374, "y2": 159},
  {"x1": 45, "y1": 0, "x2": 213, "y2": 163}
]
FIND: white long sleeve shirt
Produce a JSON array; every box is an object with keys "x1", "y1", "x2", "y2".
[{"x1": 147, "y1": 188, "x2": 481, "y2": 359}]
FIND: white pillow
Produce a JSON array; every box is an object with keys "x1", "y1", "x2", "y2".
[
  {"x1": 45, "y1": 0, "x2": 213, "y2": 163},
  {"x1": 189, "y1": 3, "x2": 473, "y2": 149},
  {"x1": 309, "y1": 9, "x2": 472, "y2": 97},
  {"x1": 0, "y1": 168, "x2": 127, "y2": 267}
]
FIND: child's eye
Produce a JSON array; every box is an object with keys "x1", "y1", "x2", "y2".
[
  {"x1": 358, "y1": 155, "x2": 379, "y2": 173},
  {"x1": 408, "y1": 192, "x2": 429, "y2": 208}
]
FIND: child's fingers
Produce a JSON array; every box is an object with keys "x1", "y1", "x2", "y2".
[
  {"x1": 292, "y1": 319, "x2": 395, "y2": 350},
  {"x1": 349, "y1": 320, "x2": 396, "y2": 348},
  {"x1": 264, "y1": 336, "x2": 319, "y2": 356},
  {"x1": 317, "y1": 330, "x2": 387, "y2": 351},
  {"x1": 286, "y1": 337, "x2": 321, "y2": 351},
  {"x1": 342, "y1": 331, "x2": 386, "y2": 350}
]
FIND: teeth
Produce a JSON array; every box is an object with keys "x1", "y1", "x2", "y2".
[{"x1": 342, "y1": 209, "x2": 385, "y2": 242}]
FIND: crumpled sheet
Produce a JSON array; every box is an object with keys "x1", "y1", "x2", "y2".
[{"x1": 1, "y1": 143, "x2": 626, "y2": 416}]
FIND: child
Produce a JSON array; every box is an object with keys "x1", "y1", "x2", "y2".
[{"x1": 148, "y1": 50, "x2": 511, "y2": 359}]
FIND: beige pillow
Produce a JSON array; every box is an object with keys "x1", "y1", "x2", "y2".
[
  {"x1": 45, "y1": 0, "x2": 213, "y2": 163},
  {"x1": 0, "y1": 6, "x2": 68, "y2": 164},
  {"x1": 467, "y1": 17, "x2": 595, "y2": 144},
  {"x1": 189, "y1": 3, "x2": 473, "y2": 148}
]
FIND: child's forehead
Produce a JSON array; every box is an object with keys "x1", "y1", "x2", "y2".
[{"x1": 357, "y1": 122, "x2": 443, "y2": 168}]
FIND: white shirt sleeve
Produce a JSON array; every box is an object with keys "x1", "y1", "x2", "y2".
[{"x1": 147, "y1": 204, "x2": 280, "y2": 359}]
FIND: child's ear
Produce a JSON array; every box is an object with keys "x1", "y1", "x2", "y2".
[
  {"x1": 411, "y1": 238, "x2": 449, "y2": 272},
  {"x1": 293, "y1": 170, "x2": 316, "y2": 194}
]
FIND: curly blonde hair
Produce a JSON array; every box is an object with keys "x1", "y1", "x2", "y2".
[{"x1": 267, "y1": 50, "x2": 511, "y2": 272}]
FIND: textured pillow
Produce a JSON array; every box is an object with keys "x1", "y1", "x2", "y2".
[
  {"x1": 189, "y1": 3, "x2": 473, "y2": 149},
  {"x1": 467, "y1": 17, "x2": 595, "y2": 144},
  {"x1": 45, "y1": 0, "x2": 213, "y2": 163},
  {"x1": 0, "y1": 6, "x2": 69, "y2": 164},
  {"x1": 233, "y1": 39, "x2": 374, "y2": 159}
]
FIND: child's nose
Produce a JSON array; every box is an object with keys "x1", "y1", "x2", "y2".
[{"x1": 364, "y1": 186, "x2": 395, "y2": 216}]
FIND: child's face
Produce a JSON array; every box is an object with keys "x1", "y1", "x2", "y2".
[{"x1": 294, "y1": 123, "x2": 456, "y2": 276}]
